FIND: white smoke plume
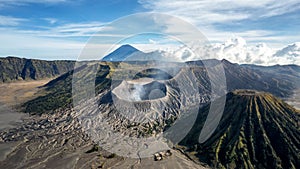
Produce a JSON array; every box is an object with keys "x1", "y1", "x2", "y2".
[{"x1": 130, "y1": 84, "x2": 144, "y2": 101}]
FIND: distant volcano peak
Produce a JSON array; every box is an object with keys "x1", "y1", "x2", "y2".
[
  {"x1": 101, "y1": 44, "x2": 142, "y2": 61},
  {"x1": 117, "y1": 44, "x2": 139, "y2": 51}
]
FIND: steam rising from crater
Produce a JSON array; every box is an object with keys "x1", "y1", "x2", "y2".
[
  {"x1": 112, "y1": 78, "x2": 167, "y2": 102},
  {"x1": 130, "y1": 83, "x2": 144, "y2": 101}
]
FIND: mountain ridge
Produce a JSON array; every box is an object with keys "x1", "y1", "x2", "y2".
[{"x1": 0, "y1": 56, "x2": 75, "y2": 83}]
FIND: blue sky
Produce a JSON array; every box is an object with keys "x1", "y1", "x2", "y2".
[{"x1": 0, "y1": 0, "x2": 299, "y2": 60}]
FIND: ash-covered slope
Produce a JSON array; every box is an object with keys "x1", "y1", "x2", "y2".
[
  {"x1": 181, "y1": 90, "x2": 300, "y2": 169},
  {"x1": 0, "y1": 56, "x2": 74, "y2": 82}
]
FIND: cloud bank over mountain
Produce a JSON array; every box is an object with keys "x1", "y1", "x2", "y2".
[{"x1": 159, "y1": 37, "x2": 300, "y2": 65}]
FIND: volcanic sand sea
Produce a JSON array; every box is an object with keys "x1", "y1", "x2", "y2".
[
  {"x1": 0, "y1": 79, "x2": 52, "y2": 161},
  {"x1": 0, "y1": 103, "x2": 26, "y2": 161},
  {"x1": 0, "y1": 103, "x2": 25, "y2": 130}
]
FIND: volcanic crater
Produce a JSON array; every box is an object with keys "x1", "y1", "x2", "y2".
[
  {"x1": 112, "y1": 68, "x2": 174, "y2": 102},
  {"x1": 112, "y1": 78, "x2": 167, "y2": 102}
]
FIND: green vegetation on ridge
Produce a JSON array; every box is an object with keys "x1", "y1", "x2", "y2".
[
  {"x1": 23, "y1": 63, "x2": 111, "y2": 114},
  {"x1": 180, "y1": 90, "x2": 300, "y2": 169}
]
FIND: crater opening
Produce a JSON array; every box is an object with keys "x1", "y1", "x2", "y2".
[
  {"x1": 233, "y1": 89, "x2": 261, "y2": 96},
  {"x1": 133, "y1": 68, "x2": 173, "y2": 80},
  {"x1": 112, "y1": 78, "x2": 167, "y2": 101}
]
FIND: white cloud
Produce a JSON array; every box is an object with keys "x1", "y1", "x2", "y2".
[
  {"x1": 0, "y1": 15, "x2": 27, "y2": 26},
  {"x1": 0, "y1": 29, "x2": 83, "y2": 60},
  {"x1": 43, "y1": 18, "x2": 58, "y2": 24},
  {"x1": 163, "y1": 36, "x2": 300, "y2": 65},
  {"x1": 139, "y1": 0, "x2": 300, "y2": 25},
  {"x1": 0, "y1": 0, "x2": 68, "y2": 6},
  {"x1": 15, "y1": 21, "x2": 113, "y2": 38},
  {"x1": 272, "y1": 43, "x2": 300, "y2": 65},
  {"x1": 100, "y1": 36, "x2": 300, "y2": 66},
  {"x1": 1, "y1": 25, "x2": 299, "y2": 65},
  {"x1": 51, "y1": 22, "x2": 105, "y2": 36},
  {"x1": 138, "y1": 0, "x2": 300, "y2": 47}
]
